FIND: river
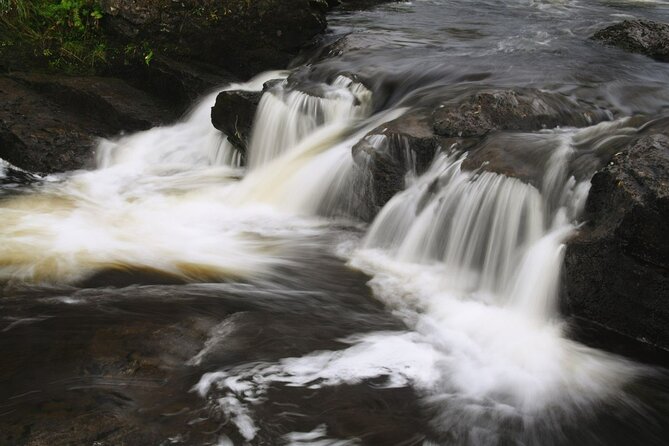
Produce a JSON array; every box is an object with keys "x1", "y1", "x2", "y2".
[{"x1": 1, "y1": 1, "x2": 668, "y2": 445}]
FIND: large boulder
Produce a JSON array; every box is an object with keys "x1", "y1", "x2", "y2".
[
  {"x1": 211, "y1": 89, "x2": 262, "y2": 160},
  {"x1": 592, "y1": 19, "x2": 669, "y2": 62},
  {"x1": 563, "y1": 134, "x2": 669, "y2": 350},
  {"x1": 0, "y1": 74, "x2": 176, "y2": 173},
  {"x1": 100, "y1": 0, "x2": 329, "y2": 77}
]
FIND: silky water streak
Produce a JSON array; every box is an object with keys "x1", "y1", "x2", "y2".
[{"x1": 197, "y1": 130, "x2": 658, "y2": 444}]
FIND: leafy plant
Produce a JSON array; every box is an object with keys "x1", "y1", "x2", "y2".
[{"x1": 0, "y1": 0, "x2": 107, "y2": 72}]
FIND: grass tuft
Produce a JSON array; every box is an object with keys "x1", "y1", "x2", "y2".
[{"x1": 0, "y1": 0, "x2": 107, "y2": 72}]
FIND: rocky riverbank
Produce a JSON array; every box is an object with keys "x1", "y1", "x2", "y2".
[{"x1": 0, "y1": 0, "x2": 385, "y2": 174}]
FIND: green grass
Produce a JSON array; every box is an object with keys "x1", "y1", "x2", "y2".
[{"x1": 0, "y1": 0, "x2": 107, "y2": 72}]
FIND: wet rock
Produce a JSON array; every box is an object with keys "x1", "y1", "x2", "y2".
[
  {"x1": 295, "y1": 32, "x2": 391, "y2": 66},
  {"x1": 564, "y1": 134, "x2": 669, "y2": 350},
  {"x1": 435, "y1": 88, "x2": 610, "y2": 187},
  {"x1": 100, "y1": 0, "x2": 328, "y2": 78},
  {"x1": 0, "y1": 74, "x2": 176, "y2": 173},
  {"x1": 592, "y1": 19, "x2": 669, "y2": 62},
  {"x1": 433, "y1": 88, "x2": 606, "y2": 138},
  {"x1": 353, "y1": 88, "x2": 609, "y2": 214},
  {"x1": 353, "y1": 111, "x2": 439, "y2": 213},
  {"x1": 211, "y1": 90, "x2": 262, "y2": 159},
  {"x1": 109, "y1": 56, "x2": 236, "y2": 115}
]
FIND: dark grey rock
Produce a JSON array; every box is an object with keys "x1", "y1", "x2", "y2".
[
  {"x1": 352, "y1": 111, "x2": 439, "y2": 214},
  {"x1": 0, "y1": 74, "x2": 176, "y2": 173},
  {"x1": 353, "y1": 88, "x2": 610, "y2": 215},
  {"x1": 100, "y1": 0, "x2": 328, "y2": 78},
  {"x1": 564, "y1": 134, "x2": 669, "y2": 350},
  {"x1": 592, "y1": 19, "x2": 669, "y2": 62},
  {"x1": 211, "y1": 90, "x2": 263, "y2": 160},
  {"x1": 433, "y1": 88, "x2": 607, "y2": 138}
]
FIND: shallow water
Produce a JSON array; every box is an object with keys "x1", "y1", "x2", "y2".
[{"x1": 1, "y1": 1, "x2": 669, "y2": 445}]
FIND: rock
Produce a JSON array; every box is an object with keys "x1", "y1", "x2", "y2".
[
  {"x1": 0, "y1": 74, "x2": 176, "y2": 173},
  {"x1": 437, "y1": 88, "x2": 610, "y2": 186},
  {"x1": 564, "y1": 134, "x2": 669, "y2": 350},
  {"x1": 592, "y1": 19, "x2": 669, "y2": 62},
  {"x1": 352, "y1": 111, "x2": 439, "y2": 214},
  {"x1": 433, "y1": 88, "x2": 606, "y2": 138},
  {"x1": 109, "y1": 56, "x2": 236, "y2": 115},
  {"x1": 211, "y1": 90, "x2": 263, "y2": 159},
  {"x1": 352, "y1": 88, "x2": 610, "y2": 214},
  {"x1": 100, "y1": 0, "x2": 328, "y2": 78},
  {"x1": 293, "y1": 32, "x2": 391, "y2": 66}
]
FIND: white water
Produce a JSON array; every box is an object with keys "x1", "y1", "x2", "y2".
[
  {"x1": 0, "y1": 71, "x2": 653, "y2": 442},
  {"x1": 0, "y1": 72, "x2": 380, "y2": 284},
  {"x1": 193, "y1": 110, "x2": 649, "y2": 442},
  {"x1": 248, "y1": 75, "x2": 372, "y2": 169}
]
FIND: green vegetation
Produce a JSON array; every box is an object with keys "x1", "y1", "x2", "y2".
[{"x1": 0, "y1": 0, "x2": 107, "y2": 72}]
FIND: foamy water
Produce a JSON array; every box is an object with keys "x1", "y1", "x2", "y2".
[{"x1": 1, "y1": 29, "x2": 667, "y2": 442}]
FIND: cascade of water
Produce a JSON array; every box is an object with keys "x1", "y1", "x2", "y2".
[
  {"x1": 0, "y1": 60, "x2": 659, "y2": 443},
  {"x1": 364, "y1": 154, "x2": 547, "y2": 297},
  {"x1": 247, "y1": 75, "x2": 372, "y2": 169},
  {"x1": 231, "y1": 108, "x2": 406, "y2": 217},
  {"x1": 334, "y1": 123, "x2": 649, "y2": 435},
  {"x1": 96, "y1": 71, "x2": 289, "y2": 172}
]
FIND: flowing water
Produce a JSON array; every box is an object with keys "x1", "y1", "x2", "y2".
[{"x1": 2, "y1": 1, "x2": 669, "y2": 445}]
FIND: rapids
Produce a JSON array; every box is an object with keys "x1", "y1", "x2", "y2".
[{"x1": 2, "y1": 1, "x2": 669, "y2": 445}]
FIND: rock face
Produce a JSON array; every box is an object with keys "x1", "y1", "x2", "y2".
[
  {"x1": 564, "y1": 134, "x2": 669, "y2": 350},
  {"x1": 100, "y1": 0, "x2": 328, "y2": 77},
  {"x1": 592, "y1": 19, "x2": 669, "y2": 62},
  {"x1": 211, "y1": 90, "x2": 262, "y2": 159},
  {"x1": 111, "y1": 56, "x2": 236, "y2": 115},
  {"x1": 0, "y1": 74, "x2": 176, "y2": 173}
]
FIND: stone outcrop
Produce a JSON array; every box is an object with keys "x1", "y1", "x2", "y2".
[
  {"x1": 0, "y1": 0, "x2": 388, "y2": 174},
  {"x1": 564, "y1": 134, "x2": 669, "y2": 350},
  {"x1": 211, "y1": 90, "x2": 263, "y2": 159},
  {"x1": 592, "y1": 19, "x2": 669, "y2": 62},
  {"x1": 0, "y1": 74, "x2": 176, "y2": 173},
  {"x1": 100, "y1": 0, "x2": 329, "y2": 78}
]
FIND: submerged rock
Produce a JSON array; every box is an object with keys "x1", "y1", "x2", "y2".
[
  {"x1": 564, "y1": 134, "x2": 669, "y2": 350},
  {"x1": 211, "y1": 90, "x2": 262, "y2": 159},
  {"x1": 592, "y1": 19, "x2": 669, "y2": 62}
]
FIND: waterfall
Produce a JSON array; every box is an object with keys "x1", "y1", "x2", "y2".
[
  {"x1": 0, "y1": 67, "x2": 657, "y2": 444},
  {"x1": 96, "y1": 71, "x2": 289, "y2": 172},
  {"x1": 364, "y1": 154, "x2": 547, "y2": 296},
  {"x1": 0, "y1": 72, "x2": 385, "y2": 285},
  {"x1": 247, "y1": 75, "x2": 372, "y2": 169},
  {"x1": 195, "y1": 116, "x2": 651, "y2": 443}
]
